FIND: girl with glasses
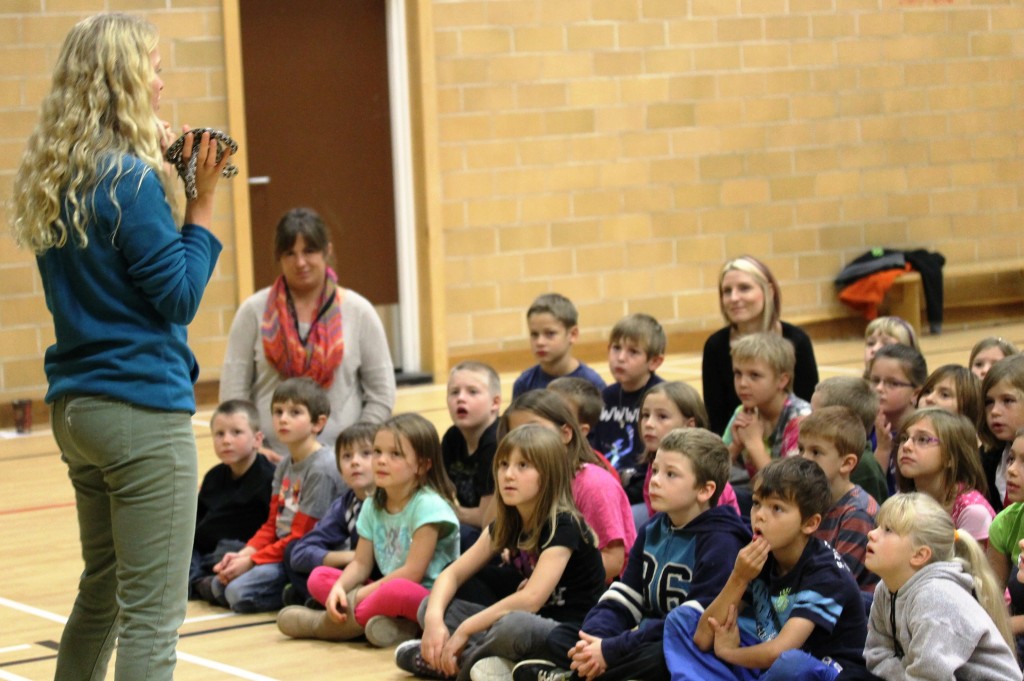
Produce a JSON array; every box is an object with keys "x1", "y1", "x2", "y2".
[
  {"x1": 867, "y1": 344, "x2": 928, "y2": 496},
  {"x1": 894, "y1": 408, "x2": 995, "y2": 545}
]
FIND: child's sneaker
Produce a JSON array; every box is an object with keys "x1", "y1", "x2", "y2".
[
  {"x1": 365, "y1": 615, "x2": 420, "y2": 647},
  {"x1": 470, "y1": 656, "x2": 515, "y2": 681},
  {"x1": 511, "y1": 659, "x2": 570, "y2": 681},
  {"x1": 395, "y1": 639, "x2": 447, "y2": 679}
]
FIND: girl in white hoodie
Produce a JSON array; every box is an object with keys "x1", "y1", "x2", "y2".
[{"x1": 863, "y1": 492, "x2": 1021, "y2": 680}]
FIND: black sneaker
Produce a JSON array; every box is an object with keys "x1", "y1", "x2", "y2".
[
  {"x1": 395, "y1": 639, "x2": 448, "y2": 679},
  {"x1": 511, "y1": 659, "x2": 569, "y2": 681},
  {"x1": 193, "y1": 576, "x2": 216, "y2": 604},
  {"x1": 281, "y1": 584, "x2": 305, "y2": 606}
]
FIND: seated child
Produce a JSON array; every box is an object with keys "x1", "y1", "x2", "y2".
[
  {"x1": 277, "y1": 414, "x2": 460, "y2": 647},
  {"x1": 513, "y1": 293, "x2": 606, "y2": 399},
  {"x1": 863, "y1": 315, "x2": 919, "y2": 369},
  {"x1": 723, "y1": 333, "x2": 810, "y2": 479},
  {"x1": 895, "y1": 408, "x2": 995, "y2": 545},
  {"x1": 663, "y1": 457, "x2": 872, "y2": 681},
  {"x1": 633, "y1": 382, "x2": 740, "y2": 527},
  {"x1": 504, "y1": 390, "x2": 636, "y2": 583},
  {"x1": 207, "y1": 377, "x2": 344, "y2": 613},
  {"x1": 797, "y1": 406, "x2": 879, "y2": 595},
  {"x1": 593, "y1": 313, "x2": 666, "y2": 471},
  {"x1": 865, "y1": 493, "x2": 1021, "y2": 680},
  {"x1": 513, "y1": 428, "x2": 750, "y2": 681},
  {"x1": 970, "y1": 336, "x2": 1020, "y2": 381},
  {"x1": 867, "y1": 343, "x2": 927, "y2": 495},
  {"x1": 442, "y1": 361, "x2": 501, "y2": 550},
  {"x1": 395, "y1": 425, "x2": 605, "y2": 681},
  {"x1": 980, "y1": 355, "x2": 1024, "y2": 512},
  {"x1": 282, "y1": 422, "x2": 377, "y2": 606},
  {"x1": 810, "y1": 376, "x2": 888, "y2": 503},
  {"x1": 917, "y1": 364, "x2": 983, "y2": 431},
  {"x1": 547, "y1": 376, "x2": 617, "y2": 474},
  {"x1": 986, "y1": 427, "x2": 1024, "y2": 659},
  {"x1": 190, "y1": 399, "x2": 275, "y2": 599}
]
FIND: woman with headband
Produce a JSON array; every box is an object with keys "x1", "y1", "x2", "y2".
[{"x1": 702, "y1": 256, "x2": 820, "y2": 436}]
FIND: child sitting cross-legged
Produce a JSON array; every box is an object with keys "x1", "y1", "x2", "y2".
[
  {"x1": 208, "y1": 378, "x2": 344, "y2": 613},
  {"x1": 663, "y1": 456, "x2": 873, "y2": 680},
  {"x1": 281, "y1": 422, "x2": 377, "y2": 607},
  {"x1": 276, "y1": 413, "x2": 460, "y2": 646},
  {"x1": 797, "y1": 406, "x2": 880, "y2": 597},
  {"x1": 395, "y1": 424, "x2": 606, "y2": 681},
  {"x1": 511, "y1": 427, "x2": 750, "y2": 681},
  {"x1": 865, "y1": 493, "x2": 1021, "y2": 680}
]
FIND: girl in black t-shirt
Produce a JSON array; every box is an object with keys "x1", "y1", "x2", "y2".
[{"x1": 395, "y1": 425, "x2": 605, "y2": 681}]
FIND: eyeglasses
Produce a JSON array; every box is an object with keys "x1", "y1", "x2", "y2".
[
  {"x1": 869, "y1": 376, "x2": 915, "y2": 390},
  {"x1": 898, "y1": 432, "x2": 941, "y2": 448}
]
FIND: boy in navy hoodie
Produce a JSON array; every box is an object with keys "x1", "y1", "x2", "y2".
[{"x1": 512, "y1": 428, "x2": 749, "y2": 681}]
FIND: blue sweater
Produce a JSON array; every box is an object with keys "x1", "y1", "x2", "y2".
[
  {"x1": 37, "y1": 155, "x2": 222, "y2": 413},
  {"x1": 580, "y1": 506, "x2": 750, "y2": 666}
]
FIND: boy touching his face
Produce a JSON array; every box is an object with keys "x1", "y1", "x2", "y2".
[{"x1": 664, "y1": 457, "x2": 871, "y2": 680}]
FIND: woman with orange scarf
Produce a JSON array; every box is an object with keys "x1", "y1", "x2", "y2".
[{"x1": 220, "y1": 208, "x2": 396, "y2": 458}]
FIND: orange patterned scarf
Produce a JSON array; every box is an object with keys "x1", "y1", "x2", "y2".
[{"x1": 261, "y1": 268, "x2": 344, "y2": 387}]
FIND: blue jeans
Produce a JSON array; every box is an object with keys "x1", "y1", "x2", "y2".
[
  {"x1": 664, "y1": 608, "x2": 841, "y2": 681},
  {"x1": 211, "y1": 561, "x2": 287, "y2": 613},
  {"x1": 51, "y1": 395, "x2": 198, "y2": 681}
]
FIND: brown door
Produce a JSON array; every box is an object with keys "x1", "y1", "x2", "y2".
[{"x1": 239, "y1": 0, "x2": 399, "y2": 306}]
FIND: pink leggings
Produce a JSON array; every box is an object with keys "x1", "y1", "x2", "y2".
[{"x1": 307, "y1": 566, "x2": 428, "y2": 626}]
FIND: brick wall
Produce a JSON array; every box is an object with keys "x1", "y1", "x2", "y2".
[
  {"x1": 432, "y1": 0, "x2": 1024, "y2": 358},
  {"x1": 0, "y1": 1, "x2": 233, "y2": 409},
  {"x1": 1, "y1": 0, "x2": 1023, "y2": 409}
]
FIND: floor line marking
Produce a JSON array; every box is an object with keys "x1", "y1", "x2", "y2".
[
  {"x1": 0, "y1": 647, "x2": 30, "y2": 656},
  {"x1": 0, "y1": 502, "x2": 75, "y2": 516},
  {"x1": 0, "y1": 597, "x2": 279, "y2": 680},
  {"x1": 0, "y1": 597, "x2": 67, "y2": 625},
  {"x1": 183, "y1": 612, "x2": 237, "y2": 625},
  {"x1": 176, "y1": 652, "x2": 281, "y2": 681}
]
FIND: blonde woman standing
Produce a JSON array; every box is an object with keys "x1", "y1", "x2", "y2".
[{"x1": 9, "y1": 13, "x2": 230, "y2": 680}]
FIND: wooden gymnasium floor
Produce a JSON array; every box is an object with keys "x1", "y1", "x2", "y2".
[{"x1": 2, "y1": 320, "x2": 1023, "y2": 680}]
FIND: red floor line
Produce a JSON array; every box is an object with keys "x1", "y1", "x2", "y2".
[{"x1": 0, "y1": 501, "x2": 75, "y2": 516}]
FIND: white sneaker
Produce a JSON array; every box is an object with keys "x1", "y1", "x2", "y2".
[{"x1": 470, "y1": 656, "x2": 516, "y2": 681}]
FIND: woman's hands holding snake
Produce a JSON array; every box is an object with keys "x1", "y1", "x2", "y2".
[{"x1": 182, "y1": 128, "x2": 231, "y2": 227}]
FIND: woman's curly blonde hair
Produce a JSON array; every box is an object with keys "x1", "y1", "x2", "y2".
[{"x1": 10, "y1": 13, "x2": 175, "y2": 253}]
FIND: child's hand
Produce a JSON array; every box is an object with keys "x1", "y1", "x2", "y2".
[
  {"x1": 325, "y1": 580, "x2": 349, "y2": 623},
  {"x1": 1017, "y1": 541, "x2": 1024, "y2": 583},
  {"x1": 709, "y1": 604, "x2": 741, "y2": 658},
  {"x1": 734, "y1": 535, "x2": 771, "y2": 582},
  {"x1": 213, "y1": 552, "x2": 252, "y2": 584},
  {"x1": 420, "y1": 620, "x2": 451, "y2": 672},
  {"x1": 733, "y1": 408, "x2": 763, "y2": 448},
  {"x1": 568, "y1": 632, "x2": 607, "y2": 680},
  {"x1": 874, "y1": 411, "x2": 892, "y2": 449},
  {"x1": 438, "y1": 627, "x2": 469, "y2": 677}
]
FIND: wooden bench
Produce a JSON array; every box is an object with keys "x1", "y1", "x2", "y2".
[{"x1": 887, "y1": 258, "x2": 1024, "y2": 335}]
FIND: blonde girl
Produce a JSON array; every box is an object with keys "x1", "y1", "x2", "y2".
[
  {"x1": 971, "y1": 336, "x2": 1020, "y2": 381},
  {"x1": 867, "y1": 343, "x2": 927, "y2": 494},
  {"x1": 980, "y1": 355, "x2": 1024, "y2": 512},
  {"x1": 864, "y1": 493, "x2": 1020, "y2": 680},
  {"x1": 397, "y1": 425, "x2": 605, "y2": 681},
  {"x1": 986, "y1": 428, "x2": 1024, "y2": 654},
  {"x1": 9, "y1": 13, "x2": 229, "y2": 680},
  {"x1": 702, "y1": 255, "x2": 820, "y2": 436},
  {"x1": 863, "y1": 316, "x2": 920, "y2": 368},
  {"x1": 917, "y1": 364, "x2": 984, "y2": 430},
  {"x1": 276, "y1": 414, "x2": 459, "y2": 646},
  {"x1": 895, "y1": 408, "x2": 995, "y2": 544},
  {"x1": 635, "y1": 382, "x2": 739, "y2": 520},
  {"x1": 500, "y1": 390, "x2": 636, "y2": 582}
]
